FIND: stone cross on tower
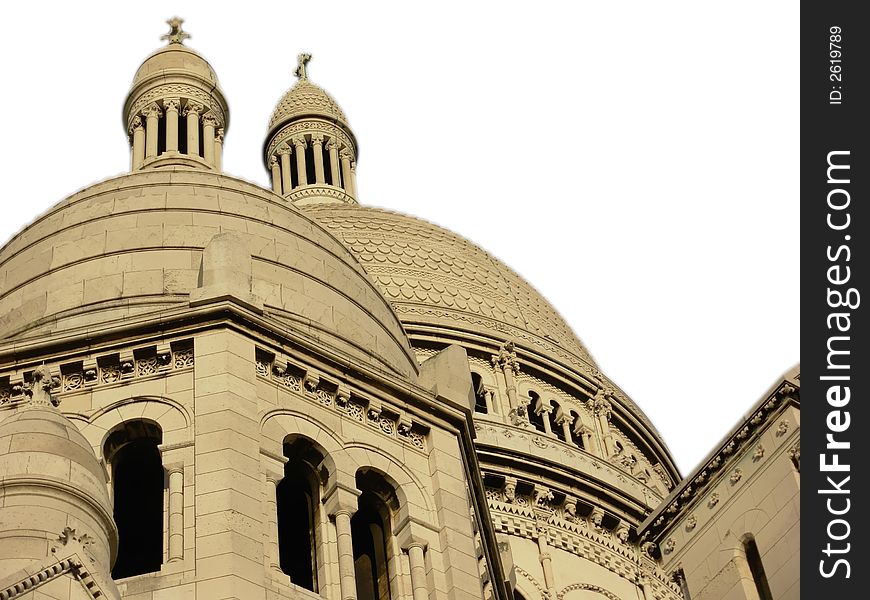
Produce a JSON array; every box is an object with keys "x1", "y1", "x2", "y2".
[
  {"x1": 295, "y1": 53, "x2": 312, "y2": 80},
  {"x1": 161, "y1": 17, "x2": 191, "y2": 45}
]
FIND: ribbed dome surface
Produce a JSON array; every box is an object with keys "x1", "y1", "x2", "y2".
[{"x1": 268, "y1": 79, "x2": 348, "y2": 132}]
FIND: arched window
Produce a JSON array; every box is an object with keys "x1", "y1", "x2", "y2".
[
  {"x1": 743, "y1": 535, "x2": 773, "y2": 600},
  {"x1": 549, "y1": 401, "x2": 566, "y2": 441},
  {"x1": 277, "y1": 437, "x2": 323, "y2": 591},
  {"x1": 527, "y1": 391, "x2": 546, "y2": 433},
  {"x1": 471, "y1": 372, "x2": 488, "y2": 414},
  {"x1": 103, "y1": 420, "x2": 164, "y2": 580},
  {"x1": 353, "y1": 470, "x2": 397, "y2": 600}
]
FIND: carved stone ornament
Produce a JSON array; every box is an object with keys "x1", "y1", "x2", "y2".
[
  {"x1": 615, "y1": 524, "x2": 630, "y2": 544},
  {"x1": 183, "y1": 101, "x2": 205, "y2": 116},
  {"x1": 663, "y1": 538, "x2": 676, "y2": 554},
  {"x1": 753, "y1": 445, "x2": 765, "y2": 461},
  {"x1": 707, "y1": 492, "x2": 720, "y2": 508},
  {"x1": 776, "y1": 420, "x2": 790, "y2": 437},
  {"x1": 685, "y1": 515, "x2": 697, "y2": 531},
  {"x1": 729, "y1": 469, "x2": 742, "y2": 485}
]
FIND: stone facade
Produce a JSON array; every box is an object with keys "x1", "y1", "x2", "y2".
[{"x1": 0, "y1": 20, "x2": 798, "y2": 600}]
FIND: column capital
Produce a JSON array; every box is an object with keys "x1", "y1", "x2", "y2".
[
  {"x1": 292, "y1": 135, "x2": 307, "y2": 148},
  {"x1": 130, "y1": 115, "x2": 144, "y2": 133},
  {"x1": 141, "y1": 102, "x2": 162, "y2": 119},
  {"x1": 326, "y1": 139, "x2": 338, "y2": 151},
  {"x1": 183, "y1": 100, "x2": 204, "y2": 116},
  {"x1": 276, "y1": 144, "x2": 292, "y2": 156},
  {"x1": 339, "y1": 148, "x2": 352, "y2": 160},
  {"x1": 395, "y1": 516, "x2": 436, "y2": 552},
  {"x1": 310, "y1": 133, "x2": 324, "y2": 145},
  {"x1": 215, "y1": 128, "x2": 225, "y2": 144},
  {"x1": 163, "y1": 98, "x2": 181, "y2": 112},
  {"x1": 322, "y1": 482, "x2": 360, "y2": 517},
  {"x1": 269, "y1": 155, "x2": 278, "y2": 168},
  {"x1": 202, "y1": 112, "x2": 219, "y2": 127}
]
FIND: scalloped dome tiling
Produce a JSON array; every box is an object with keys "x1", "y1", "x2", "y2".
[
  {"x1": 268, "y1": 79, "x2": 348, "y2": 132},
  {"x1": 306, "y1": 205, "x2": 597, "y2": 366}
]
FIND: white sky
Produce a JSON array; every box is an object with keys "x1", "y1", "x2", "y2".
[{"x1": 0, "y1": 2, "x2": 798, "y2": 474}]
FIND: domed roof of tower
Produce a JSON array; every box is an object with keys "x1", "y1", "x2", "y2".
[
  {"x1": 0, "y1": 367, "x2": 119, "y2": 584},
  {"x1": 267, "y1": 54, "x2": 349, "y2": 136},
  {"x1": 124, "y1": 18, "x2": 229, "y2": 136},
  {"x1": 131, "y1": 41, "x2": 219, "y2": 88}
]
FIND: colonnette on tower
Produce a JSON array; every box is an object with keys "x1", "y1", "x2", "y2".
[{"x1": 0, "y1": 18, "x2": 799, "y2": 600}]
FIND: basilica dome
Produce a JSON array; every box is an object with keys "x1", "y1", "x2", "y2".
[{"x1": 304, "y1": 204, "x2": 669, "y2": 446}]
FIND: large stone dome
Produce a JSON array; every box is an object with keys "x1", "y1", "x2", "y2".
[{"x1": 0, "y1": 170, "x2": 417, "y2": 379}]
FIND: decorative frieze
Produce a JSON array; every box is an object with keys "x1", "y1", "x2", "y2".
[
  {"x1": 255, "y1": 349, "x2": 428, "y2": 452},
  {"x1": 0, "y1": 340, "x2": 195, "y2": 408}
]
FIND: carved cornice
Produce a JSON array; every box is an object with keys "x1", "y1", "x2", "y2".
[
  {"x1": 266, "y1": 120, "x2": 354, "y2": 164},
  {"x1": 127, "y1": 83, "x2": 226, "y2": 130},
  {"x1": 256, "y1": 351, "x2": 427, "y2": 453},
  {"x1": 640, "y1": 377, "x2": 800, "y2": 541}
]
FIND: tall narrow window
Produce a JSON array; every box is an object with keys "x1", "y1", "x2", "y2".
[
  {"x1": 743, "y1": 536, "x2": 773, "y2": 600},
  {"x1": 104, "y1": 420, "x2": 164, "y2": 580},
  {"x1": 277, "y1": 437, "x2": 323, "y2": 591},
  {"x1": 353, "y1": 471, "x2": 395, "y2": 600},
  {"x1": 527, "y1": 391, "x2": 546, "y2": 433},
  {"x1": 471, "y1": 372, "x2": 488, "y2": 414}
]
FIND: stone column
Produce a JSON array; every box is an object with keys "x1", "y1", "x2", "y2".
[
  {"x1": 560, "y1": 414, "x2": 573, "y2": 442},
  {"x1": 536, "y1": 524, "x2": 556, "y2": 595},
  {"x1": 407, "y1": 543, "x2": 428, "y2": 600},
  {"x1": 264, "y1": 471, "x2": 282, "y2": 572},
  {"x1": 350, "y1": 161, "x2": 359, "y2": 197},
  {"x1": 269, "y1": 156, "x2": 281, "y2": 194},
  {"x1": 142, "y1": 103, "x2": 162, "y2": 159},
  {"x1": 327, "y1": 140, "x2": 341, "y2": 186},
  {"x1": 214, "y1": 128, "x2": 224, "y2": 170},
  {"x1": 539, "y1": 402, "x2": 553, "y2": 434},
  {"x1": 184, "y1": 101, "x2": 203, "y2": 157},
  {"x1": 311, "y1": 134, "x2": 326, "y2": 184},
  {"x1": 131, "y1": 116, "x2": 145, "y2": 170},
  {"x1": 577, "y1": 422, "x2": 598, "y2": 455},
  {"x1": 492, "y1": 342, "x2": 522, "y2": 424},
  {"x1": 324, "y1": 485, "x2": 360, "y2": 600},
  {"x1": 164, "y1": 98, "x2": 180, "y2": 152},
  {"x1": 340, "y1": 149, "x2": 353, "y2": 194},
  {"x1": 202, "y1": 113, "x2": 217, "y2": 166},
  {"x1": 592, "y1": 390, "x2": 615, "y2": 457},
  {"x1": 293, "y1": 136, "x2": 308, "y2": 186},
  {"x1": 278, "y1": 146, "x2": 292, "y2": 194},
  {"x1": 167, "y1": 465, "x2": 184, "y2": 562}
]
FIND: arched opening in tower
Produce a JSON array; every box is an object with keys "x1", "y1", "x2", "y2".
[
  {"x1": 276, "y1": 436, "x2": 323, "y2": 591},
  {"x1": 104, "y1": 419, "x2": 164, "y2": 580}
]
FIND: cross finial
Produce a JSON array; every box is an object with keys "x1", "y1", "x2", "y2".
[
  {"x1": 295, "y1": 53, "x2": 312, "y2": 80},
  {"x1": 161, "y1": 17, "x2": 191, "y2": 45}
]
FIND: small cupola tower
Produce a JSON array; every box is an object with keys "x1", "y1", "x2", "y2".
[
  {"x1": 123, "y1": 18, "x2": 229, "y2": 172},
  {"x1": 264, "y1": 54, "x2": 359, "y2": 205}
]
